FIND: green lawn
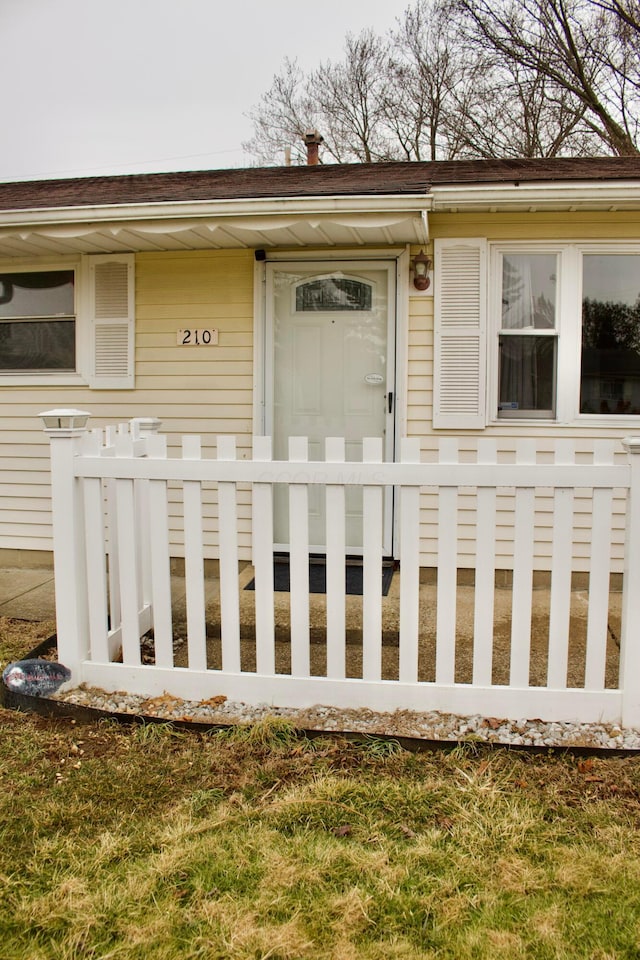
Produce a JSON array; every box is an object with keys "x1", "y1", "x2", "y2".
[{"x1": 1, "y1": 617, "x2": 639, "y2": 960}]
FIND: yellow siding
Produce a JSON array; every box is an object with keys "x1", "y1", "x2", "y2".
[
  {"x1": 0, "y1": 249, "x2": 255, "y2": 556},
  {"x1": 429, "y1": 210, "x2": 640, "y2": 240}
]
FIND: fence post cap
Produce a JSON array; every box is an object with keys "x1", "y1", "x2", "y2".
[
  {"x1": 130, "y1": 417, "x2": 162, "y2": 438},
  {"x1": 623, "y1": 437, "x2": 640, "y2": 455},
  {"x1": 39, "y1": 409, "x2": 91, "y2": 435}
]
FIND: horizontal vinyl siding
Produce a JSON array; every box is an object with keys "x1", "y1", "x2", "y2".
[{"x1": 0, "y1": 249, "x2": 255, "y2": 557}]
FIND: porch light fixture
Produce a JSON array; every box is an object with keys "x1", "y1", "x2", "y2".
[
  {"x1": 39, "y1": 408, "x2": 90, "y2": 434},
  {"x1": 411, "y1": 249, "x2": 432, "y2": 290}
]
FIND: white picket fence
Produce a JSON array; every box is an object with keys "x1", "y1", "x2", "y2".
[{"x1": 42, "y1": 412, "x2": 640, "y2": 728}]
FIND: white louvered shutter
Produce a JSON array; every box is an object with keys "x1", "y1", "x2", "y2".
[
  {"x1": 88, "y1": 254, "x2": 135, "y2": 389},
  {"x1": 433, "y1": 238, "x2": 487, "y2": 429}
]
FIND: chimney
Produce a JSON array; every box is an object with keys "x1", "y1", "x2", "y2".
[{"x1": 304, "y1": 129, "x2": 324, "y2": 165}]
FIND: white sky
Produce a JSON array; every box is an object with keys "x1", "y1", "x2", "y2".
[{"x1": 1, "y1": 0, "x2": 411, "y2": 182}]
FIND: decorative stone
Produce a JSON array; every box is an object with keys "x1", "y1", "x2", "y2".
[{"x1": 3, "y1": 659, "x2": 71, "y2": 696}]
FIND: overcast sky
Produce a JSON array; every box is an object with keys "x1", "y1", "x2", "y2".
[{"x1": 1, "y1": 0, "x2": 411, "y2": 182}]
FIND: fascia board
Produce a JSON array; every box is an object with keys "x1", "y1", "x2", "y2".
[
  {"x1": 0, "y1": 194, "x2": 432, "y2": 229},
  {"x1": 431, "y1": 181, "x2": 640, "y2": 210}
]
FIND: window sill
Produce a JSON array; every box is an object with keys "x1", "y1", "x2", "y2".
[
  {"x1": 491, "y1": 414, "x2": 640, "y2": 428},
  {"x1": 0, "y1": 373, "x2": 87, "y2": 387}
]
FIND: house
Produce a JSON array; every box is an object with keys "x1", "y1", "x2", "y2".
[{"x1": 2, "y1": 156, "x2": 640, "y2": 572}]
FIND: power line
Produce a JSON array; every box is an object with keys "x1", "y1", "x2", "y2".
[{"x1": 0, "y1": 144, "x2": 253, "y2": 183}]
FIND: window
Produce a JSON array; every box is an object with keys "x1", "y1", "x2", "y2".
[
  {"x1": 0, "y1": 254, "x2": 135, "y2": 388},
  {"x1": 490, "y1": 244, "x2": 640, "y2": 423},
  {"x1": 497, "y1": 253, "x2": 557, "y2": 418},
  {"x1": 580, "y1": 254, "x2": 640, "y2": 415},
  {"x1": 0, "y1": 270, "x2": 75, "y2": 372}
]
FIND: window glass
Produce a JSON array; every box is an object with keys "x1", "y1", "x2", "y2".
[
  {"x1": 0, "y1": 270, "x2": 75, "y2": 373},
  {"x1": 501, "y1": 254, "x2": 556, "y2": 329},
  {"x1": 580, "y1": 254, "x2": 640, "y2": 415},
  {"x1": 499, "y1": 336, "x2": 556, "y2": 415},
  {"x1": 296, "y1": 277, "x2": 372, "y2": 312},
  {"x1": 0, "y1": 271, "x2": 74, "y2": 318},
  {"x1": 0, "y1": 320, "x2": 75, "y2": 370},
  {"x1": 498, "y1": 253, "x2": 557, "y2": 417}
]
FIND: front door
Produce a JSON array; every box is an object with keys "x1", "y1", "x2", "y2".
[{"x1": 266, "y1": 261, "x2": 396, "y2": 553}]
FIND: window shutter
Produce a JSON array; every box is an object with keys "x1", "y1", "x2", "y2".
[
  {"x1": 88, "y1": 254, "x2": 135, "y2": 389},
  {"x1": 433, "y1": 238, "x2": 487, "y2": 429}
]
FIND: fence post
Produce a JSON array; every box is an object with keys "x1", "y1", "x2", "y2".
[
  {"x1": 621, "y1": 437, "x2": 640, "y2": 729},
  {"x1": 39, "y1": 409, "x2": 91, "y2": 683}
]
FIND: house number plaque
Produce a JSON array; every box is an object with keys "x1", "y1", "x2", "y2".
[{"x1": 177, "y1": 328, "x2": 218, "y2": 345}]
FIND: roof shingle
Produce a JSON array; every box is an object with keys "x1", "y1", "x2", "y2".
[{"x1": 1, "y1": 157, "x2": 640, "y2": 212}]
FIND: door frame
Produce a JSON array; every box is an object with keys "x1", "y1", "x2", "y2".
[{"x1": 254, "y1": 250, "x2": 410, "y2": 558}]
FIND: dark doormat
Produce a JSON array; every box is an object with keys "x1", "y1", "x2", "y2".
[{"x1": 245, "y1": 559, "x2": 394, "y2": 596}]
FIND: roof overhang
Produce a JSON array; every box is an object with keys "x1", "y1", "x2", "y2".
[
  {"x1": 431, "y1": 180, "x2": 640, "y2": 213},
  {"x1": 0, "y1": 194, "x2": 431, "y2": 258}
]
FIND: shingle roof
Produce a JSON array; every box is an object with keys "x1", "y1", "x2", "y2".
[{"x1": 1, "y1": 157, "x2": 640, "y2": 212}]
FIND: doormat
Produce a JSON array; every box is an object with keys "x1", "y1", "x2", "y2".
[{"x1": 245, "y1": 559, "x2": 394, "y2": 596}]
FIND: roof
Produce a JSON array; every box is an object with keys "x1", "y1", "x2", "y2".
[
  {"x1": 1, "y1": 157, "x2": 639, "y2": 258},
  {"x1": 1, "y1": 157, "x2": 640, "y2": 212}
]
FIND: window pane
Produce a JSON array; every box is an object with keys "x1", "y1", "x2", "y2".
[
  {"x1": 296, "y1": 278, "x2": 372, "y2": 311},
  {"x1": 501, "y1": 254, "x2": 556, "y2": 330},
  {"x1": 0, "y1": 271, "x2": 74, "y2": 319},
  {"x1": 581, "y1": 255, "x2": 640, "y2": 415},
  {"x1": 0, "y1": 320, "x2": 75, "y2": 371},
  {"x1": 499, "y1": 335, "x2": 556, "y2": 415}
]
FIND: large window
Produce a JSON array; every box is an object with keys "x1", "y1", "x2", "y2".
[
  {"x1": 493, "y1": 245, "x2": 640, "y2": 422},
  {"x1": 580, "y1": 254, "x2": 640, "y2": 415},
  {"x1": 0, "y1": 270, "x2": 75, "y2": 372}
]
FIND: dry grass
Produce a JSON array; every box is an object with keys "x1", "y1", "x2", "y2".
[{"x1": 1, "y1": 618, "x2": 640, "y2": 959}]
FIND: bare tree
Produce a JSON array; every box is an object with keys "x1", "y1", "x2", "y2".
[
  {"x1": 243, "y1": 59, "x2": 322, "y2": 166},
  {"x1": 455, "y1": 0, "x2": 640, "y2": 155},
  {"x1": 244, "y1": 0, "x2": 639, "y2": 164},
  {"x1": 385, "y1": 0, "x2": 478, "y2": 159},
  {"x1": 309, "y1": 32, "x2": 394, "y2": 163}
]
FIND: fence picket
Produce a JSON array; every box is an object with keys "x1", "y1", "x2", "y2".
[
  {"x1": 547, "y1": 441, "x2": 575, "y2": 689},
  {"x1": 182, "y1": 435, "x2": 207, "y2": 671},
  {"x1": 509, "y1": 439, "x2": 536, "y2": 687},
  {"x1": 362, "y1": 438, "x2": 383, "y2": 681},
  {"x1": 253, "y1": 436, "x2": 275, "y2": 675},
  {"x1": 146, "y1": 433, "x2": 174, "y2": 669},
  {"x1": 436, "y1": 439, "x2": 458, "y2": 684},
  {"x1": 104, "y1": 425, "x2": 121, "y2": 633},
  {"x1": 82, "y1": 430, "x2": 110, "y2": 663},
  {"x1": 325, "y1": 437, "x2": 346, "y2": 679},
  {"x1": 585, "y1": 442, "x2": 615, "y2": 690},
  {"x1": 288, "y1": 437, "x2": 311, "y2": 676},
  {"x1": 217, "y1": 435, "x2": 241, "y2": 673},
  {"x1": 114, "y1": 430, "x2": 141, "y2": 666},
  {"x1": 473, "y1": 439, "x2": 497, "y2": 686},
  {"x1": 399, "y1": 438, "x2": 421, "y2": 683}
]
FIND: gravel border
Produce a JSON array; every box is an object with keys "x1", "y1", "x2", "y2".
[
  {"x1": 7, "y1": 634, "x2": 640, "y2": 752},
  {"x1": 52, "y1": 684, "x2": 640, "y2": 751}
]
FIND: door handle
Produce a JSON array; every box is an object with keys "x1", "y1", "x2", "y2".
[{"x1": 388, "y1": 391, "x2": 393, "y2": 414}]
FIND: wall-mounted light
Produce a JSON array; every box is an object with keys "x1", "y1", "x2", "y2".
[{"x1": 411, "y1": 249, "x2": 432, "y2": 291}]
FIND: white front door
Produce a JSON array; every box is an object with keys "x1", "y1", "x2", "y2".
[{"x1": 266, "y1": 261, "x2": 396, "y2": 553}]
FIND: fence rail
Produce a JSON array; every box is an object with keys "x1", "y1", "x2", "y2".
[{"x1": 41, "y1": 412, "x2": 640, "y2": 728}]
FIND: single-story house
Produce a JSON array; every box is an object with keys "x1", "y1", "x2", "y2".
[{"x1": 2, "y1": 156, "x2": 640, "y2": 572}]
